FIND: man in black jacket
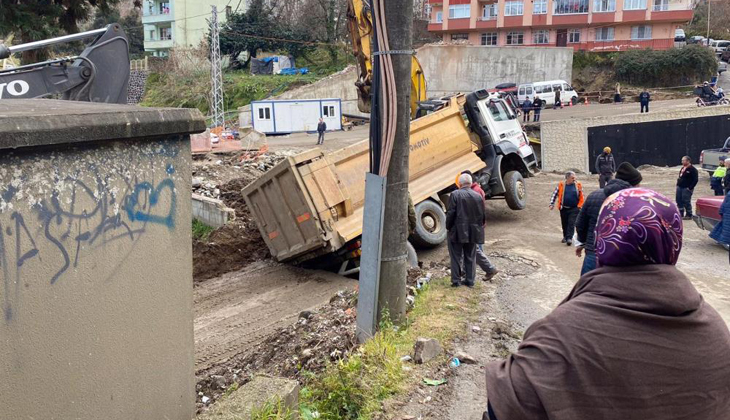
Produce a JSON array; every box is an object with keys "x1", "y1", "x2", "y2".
[
  {"x1": 676, "y1": 156, "x2": 699, "y2": 219},
  {"x1": 316, "y1": 118, "x2": 327, "y2": 145},
  {"x1": 595, "y1": 147, "x2": 616, "y2": 188},
  {"x1": 446, "y1": 173, "x2": 486, "y2": 288},
  {"x1": 575, "y1": 162, "x2": 643, "y2": 275}
]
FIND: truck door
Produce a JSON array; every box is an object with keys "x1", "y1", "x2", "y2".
[{"x1": 478, "y1": 99, "x2": 531, "y2": 157}]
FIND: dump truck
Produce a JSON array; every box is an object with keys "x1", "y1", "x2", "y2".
[{"x1": 242, "y1": 91, "x2": 537, "y2": 273}]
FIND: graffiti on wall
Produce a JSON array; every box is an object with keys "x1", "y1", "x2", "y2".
[{"x1": 0, "y1": 139, "x2": 185, "y2": 322}]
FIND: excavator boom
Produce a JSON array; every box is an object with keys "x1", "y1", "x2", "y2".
[{"x1": 346, "y1": 0, "x2": 427, "y2": 118}]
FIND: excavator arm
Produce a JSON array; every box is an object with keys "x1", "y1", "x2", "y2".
[
  {"x1": 0, "y1": 24, "x2": 130, "y2": 104},
  {"x1": 346, "y1": 0, "x2": 427, "y2": 119}
]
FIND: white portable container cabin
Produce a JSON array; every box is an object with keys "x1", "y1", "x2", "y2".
[{"x1": 251, "y1": 99, "x2": 342, "y2": 134}]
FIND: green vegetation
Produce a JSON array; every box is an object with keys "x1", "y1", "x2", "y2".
[
  {"x1": 299, "y1": 278, "x2": 481, "y2": 420},
  {"x1": 614, "y1": 45, "x2": 718, "y2": 87},
  {"x1": 141, "y1": 71, "x2": 321, "y2": 117},
  {"x1": 192, "y1": 219, "x2": 215, "y2": 241},
  {"x1": 572, "y1": 51, "x2": 619, "y2": 72},
  {"x1": 250, "y1": 399, "x2": 294, "y2": 420}
]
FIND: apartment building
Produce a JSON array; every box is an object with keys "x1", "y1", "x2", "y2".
[
  {"x1": 427, "y1": 0, "x2": 693, "y2": 51},
  {"x1": 142, "y1": 0, "x2": 244, "y2": 57}
]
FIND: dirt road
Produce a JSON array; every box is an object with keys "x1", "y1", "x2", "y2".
[
  {"x1": 194, "y1": 260, "x2": 355, "y2": 372},
  {"x1": 393, "y1": 167, "x2": 730, "y2": 419}
]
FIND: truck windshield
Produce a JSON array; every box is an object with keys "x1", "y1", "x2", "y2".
[{"x1": 488, "y1": 100, "x2": 511, "y2": 122}]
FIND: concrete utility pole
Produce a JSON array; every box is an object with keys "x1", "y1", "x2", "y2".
[
  {"x1": 707, "y1": 0, "x2": 711, "y2": 41},
  {"x1": 377, "y1": 0, "x2": 413, "y2": 324}
]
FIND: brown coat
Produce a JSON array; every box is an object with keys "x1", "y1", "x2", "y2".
[{"x1": 486, "y1": 264, "x2": 730, "y2": 420}]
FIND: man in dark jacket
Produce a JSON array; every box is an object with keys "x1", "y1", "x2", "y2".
[
  {"x1": 575, "y1": 162, "x2": 642, "y2": 275},
  {"x1": 676, "y1": 156, "x2": 699, "y2": 219},
  {"x1": 522, "y1": 98, "x2": 533, "y2": 122},
  {"x1": 595, "y1": 147, "x2": 616, "y2": 188},
  {"x1": 446, "y1": 173, "x2": 486, "y2": 288},
  {"x1": 639, "y1": 89, "x2": 651, "y2": 113},
  {"x1": 554, "y1": 89, "x2": 562, "y2": 109},
  {"x1": 316, "y1": 118, "x2": 327, "y2": 145},
  {"x1": 533, "y1": 98, "x2": 543, "y2": 122}
]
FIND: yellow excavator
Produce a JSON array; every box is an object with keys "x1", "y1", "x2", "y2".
[{"x1": 346, "y1": 0, "x2": 427, "y2": 118}]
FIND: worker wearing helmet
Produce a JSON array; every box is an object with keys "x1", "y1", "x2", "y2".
[{"x1": 595, "y1": 147, "x2": 616, "y2": 189}]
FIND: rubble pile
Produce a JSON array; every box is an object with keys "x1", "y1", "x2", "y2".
[
  {"x1": 195, "y1": 290, "x2": 358, "y2": 411},
  {"x1": 192, "y1": 150, "x2": 297, "y2": 282}
]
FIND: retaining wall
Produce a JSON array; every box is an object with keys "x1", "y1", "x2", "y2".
[
  {"x1": 0, "y1": 99, "x2": 205, "y2": 420},
  {"x1": 193, "y1": 194, "x2": 235, "y2": 228},
  {"x1": 541, "y1": 105, "x2": 730, "y2": 173}
]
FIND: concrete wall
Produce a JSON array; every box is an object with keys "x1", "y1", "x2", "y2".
[
  {"x1": 418, "y1": 44, "x2": 573, "y2": 96},
  {"x1": 541, "y1": 105, "x2": 730, "y2": 173},
  {"x1": 0, "y1": 100, "x2": 205, "y2": 420},
  {"x1": 193, "y1": 194, "x2": 235, "y2": 228}
]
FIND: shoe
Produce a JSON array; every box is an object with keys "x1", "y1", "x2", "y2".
[
  {"x1": 561, "y1": 238, "x2": 567, "y2": 243},
  {"x1": 483, "y1": 270, "x2": 499, "y2": 282},
  {"x1": 566, "y1": 239, "x2": 572, "y2": 246},
  {"x1": 451, "y1": 283, "x2": 460, "y2": 288},
  {"x1": 683, "y1": 215, "x2": 692, "y2": 220},
  {"x1": 463, "y1": 282, "x2": 475, "y2": 288}
]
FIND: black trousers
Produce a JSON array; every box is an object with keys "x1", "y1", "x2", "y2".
[
  {"x1": 533, "y1": 110, "x2": 541, "y2": 121},
  {"x1": 676, "y1": 186, "x2": 693, "y2": 217},
  {"x1": 560, "y1": 207, "x2": 579, "y2": 241},
  {"x1": 599, "y1": 173, "x2": 613, "y2": 188},
  {"x1": 448, "y1": 240, "x2": 477, "y2": 286},
  {"x1": 317, "y1": 132, "x2": 325, "y2": 144},
  {"x1": 641, "y1": 102, "x2": 649, "y2": 113}
]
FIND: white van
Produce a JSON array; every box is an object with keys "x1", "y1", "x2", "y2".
[
  {"x1": 517, "y1": 80, "x2": 579, "y2": 107},
  {"x1": 711, "y1": 40, "x2": 730, "y2": 55}
]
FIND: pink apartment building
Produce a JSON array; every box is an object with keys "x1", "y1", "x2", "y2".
[{"x1": 427, "y1": 0, "x2": 694, "y2": 51}]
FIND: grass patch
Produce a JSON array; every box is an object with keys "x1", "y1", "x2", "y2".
[
  {"x1": 192, "y1": 219, "x2": 215, "y2": 241},
  {"x1": 250, "y1": 399, "x2": 294, "y2": 420},
  {"x1": 299, "y1": 277, "x2": 482, "y2": 420}
]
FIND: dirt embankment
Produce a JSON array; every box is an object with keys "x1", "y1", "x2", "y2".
[{"x1": 191, "y1": 151, "x2": 295, "y2": 282}]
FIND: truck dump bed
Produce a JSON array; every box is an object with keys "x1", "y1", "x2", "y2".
[{"x1": 242, "y1": 96, "x2": 486, "y2": 263}]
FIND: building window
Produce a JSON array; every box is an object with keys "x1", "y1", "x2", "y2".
[
  {"x1": 451, "y1": 33, "x2": 469, "y2": 41},
  {"x1": 631, "y1": 25, "x2": 652, "y2": 39},
  {"x1": 258, "y1": 107, "x2": 271, "y2": 120},
  {"x1": 569, "y1": 29, "x2": 581, "y2": 43},
  {"x1": 593, "y1": 0, "x2": 616, "y2": 12},
  {"x1": 482, "y1": 4, "x2": 498, "y2": 19},
  {"x1": 624, "y1": 0, "x2": 647, "y2": 10},
  {"x1": 435, "y1": 11, "x2": 443, "y2": 22},
  {"x1": 323, "y1": 105, "x2": 335, "y2": 117},
  {"x1": 533, "y1": 30, "x2": 549, "y2": 44},
  {"x1": 554, "y1": 0, "x2": 589, "y2": 14},
  {"x1": 481, "y1": 32, "x2": 498, "y2": 45},
  {"x1": 652, "y1": 0, "x2": 668, "y2": 11},
  {"x1": 533, "y1": 0, "x2": 548, "y2": 14},
  {"x1": 160, "y1": 27, "x2": 172, "y2": 41},
  {"x1": 505, "y1": 1, "x2": 524, "y2": 16},
  {"x1": 595, "y1": 27, "x2": 615, "y2": 41},
  {"x1": 507, "y1": 31, "x2": 524, "y2": 45},
  {"x1": 448, "y1": 4, "x2": 470, "y2": 19}
]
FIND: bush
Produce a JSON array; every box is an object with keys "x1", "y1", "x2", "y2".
[
  {"x1": 614, "y1": 45, "x2": 717, "y2": 87},
  {"x1": 573, "y1": 51, "x2": 619, "y2": 71}
]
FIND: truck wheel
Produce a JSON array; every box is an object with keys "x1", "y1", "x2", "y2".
[
  {"x1": 571, "y1": 96, "x2": 578, "y2": 105},
  {"x1": 504, "y1": 171, "x2": 526, "y2": 210},
  {"x1": 411, "y1": 200, "x2": 447, "y2": 248}
]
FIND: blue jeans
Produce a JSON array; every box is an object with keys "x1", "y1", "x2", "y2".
[{"x1": 581, "y1": 251, "x2": 597, "y2": 276}]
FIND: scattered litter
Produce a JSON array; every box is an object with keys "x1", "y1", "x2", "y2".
[
  {"x1": 201, "y1": 396, "x2": 211, "y2": 404},
  {"x1": 472, "y1": 326, "x2": 482, "y2": 333},
  {"x1": 400, "y1": 355, "x2": 412, "y2": 363},
  {"x1": 449, "y1": 358, "x2": 461, "y2": 368},
  {"x1": 454, "y1": 351, "x2": 478, "y2": 364},
  {"x1": 423, "y1": 378, "x2": 447, "y2": 386}
]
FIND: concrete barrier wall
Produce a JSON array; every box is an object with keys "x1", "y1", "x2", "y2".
[
  {"x1": 0, "y1": 100, "x2": 205, "y2": 420},
  {"x1": 193, "y1": 194, "x2": 235, "y2": 228},
  {"x1": 541, "y1": 105, "x2": 730, "y2": 173},
  {"x1": 418, "y1": 45, "x2": 574, "y2": 96},
  {"x1": 239, "y1": 45, "x2": 574, "y2": 127}
]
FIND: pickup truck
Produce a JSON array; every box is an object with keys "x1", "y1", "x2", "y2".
[
  {"x1": 693, "y1": 196, "x2": 729, "y2": 250},
  {"x1": 700, "y1": 137, "x2": 730, "y2": 175},
  {"x1": 242, "y1": 92, "x2": 537, "y2": 272}
]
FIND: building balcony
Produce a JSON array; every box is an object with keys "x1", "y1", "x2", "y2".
[
  {"x1": 427, "y1": 0, "x2": 443, "y2": 4},
  {"x1": 552, "y1": 14, "x2": 589, "y2": 25},
  {"x1": 142, "y1": 9, "x2": 173, "y2": 24},
  {"x1": 428, "y1": 22, "x2": 444, "y2": 31},
  {"x1": 144, "y1": 38, "x2": 173, "y2": 49},
  {"x1": 591, "y1": 11, "x2": 616, "y2": 24},
  {"x1": 650, "y1": 9, "x2": 693, "y2": 22},
  {"x1": 476, "y1": 16, "x2": 498, "y2": 28},
  {"x1": 448, "y1": 18, "x2": 471, "y2": 30}
]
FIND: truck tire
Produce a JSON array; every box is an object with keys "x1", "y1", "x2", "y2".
[
  {"x1": 571, "y1": 96, "x2": 578, "y2": 105},
  {"x1": 411, "y1": 200, "x2": 447, "y2": 248},
  {"x1": 504, "y1": 171, "x2": 527, "y2": 210}
]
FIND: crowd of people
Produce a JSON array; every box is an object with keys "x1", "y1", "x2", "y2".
[{"x1": 441, "y1": 152, "x2": 730, "y2": 419}]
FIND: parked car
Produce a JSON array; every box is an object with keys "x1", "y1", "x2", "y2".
[
  {"x1": 693, "y1": 196, "x2": 729, "y2": 250},
  {"x1": 722, "y1": 47, "x2": 730, "y2": 63},
  {"x1": 517, "y1": 80, "x2": 579, "y2": 106},
  {"x1": 688, "y1": 35, "x2": 706, "y2": 45},
  {"x1": 719, "y1": 60, "x2": 728, "y2": 74},
  {"x1": 710, "y1": 40, "x2": 730, "y2": 55},
  {"x1": 674, "y1": 29, "x2": 686, "y2": 42},
  {"x1": 700, "y1": 136, "x2": 730, "y2": 175},
  {"x1": 491, "y1": 82, "x2": 518, "y2": 95}
]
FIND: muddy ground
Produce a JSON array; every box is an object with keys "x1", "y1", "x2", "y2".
[{"x1": 190, "y1": 137, "x2": 729, "y2": 418}]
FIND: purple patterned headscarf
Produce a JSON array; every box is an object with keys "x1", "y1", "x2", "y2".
[{"x1": 596, "y1": 188, "x2": 683, "y2": 267}]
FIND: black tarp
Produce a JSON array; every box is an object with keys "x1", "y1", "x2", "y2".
[
  {"x1": 587, "y1": 115, "x2": 730, "y2": 173},
  {"x1": 250, "y1": 58, "x2": 274, "y2": 75}
]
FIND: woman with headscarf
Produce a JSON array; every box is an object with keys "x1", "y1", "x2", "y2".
[{"x1": 484, "y1": 188, "x2": 730, "y2": 420}]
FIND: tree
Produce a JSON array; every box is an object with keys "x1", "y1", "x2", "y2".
[
  {"x1": 0, "y1": 0, "x2": 141, "y2": 64},
  {"x1": 685, "y1": 0, "x2": 730, "y2": 40},
  {"x1": 219, "y1": 0, "x2": 316, "y2": 68}
]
